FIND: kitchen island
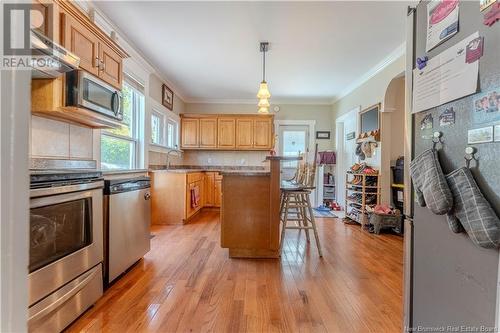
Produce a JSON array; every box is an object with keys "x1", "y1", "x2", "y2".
[{"x1": 220, "y1": 156, "x2": 298, "y2": 259}]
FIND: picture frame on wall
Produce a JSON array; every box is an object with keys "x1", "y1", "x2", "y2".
[
  {"x1": 316, "y1": 131, "x2": 331, "y2": 139},
  {"x1": 359, "y1": 103, "x2": 380, "y2": 134},
  {"x1": 162, "y1": 84, "x2": 174, "y2": 110}
]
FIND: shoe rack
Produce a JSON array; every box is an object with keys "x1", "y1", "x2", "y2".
[{"x1": 345, "y1": 172, "x2": 381, "y2": 227}]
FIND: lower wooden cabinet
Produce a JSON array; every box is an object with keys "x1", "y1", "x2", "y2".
[{"x1": 151, "y1": 171, "x2": 223, "y2": 224}]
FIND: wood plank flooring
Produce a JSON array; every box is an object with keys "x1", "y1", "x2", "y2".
[{"x1": 66, "y1": 211, "x2": 403, "y2": 333}]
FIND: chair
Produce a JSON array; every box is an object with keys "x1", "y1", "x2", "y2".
[{"x1": 279, "y1": 144, "x2": 323, "y2": 257}]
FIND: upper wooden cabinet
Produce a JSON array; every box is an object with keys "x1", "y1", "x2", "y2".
[
  {"x1": 62, "y1": 12, "x2": 99, "y2": 76},
  {"x1": 180, "y1": 114, "x2": 274, "y2": 150},
  {"x1": 217, "y1": 118, "x2": 236, "y2": 148},
  {"x1": 181, "y1": 118, "x2": 199, "y2": 148},
  {"x1": 199, "y1": 118, "x2": 218, "y2": 148},
  {"x1": 236, "y1": 118, "x2": 254, "y2": 149},
  {"x1": 254, "y1": 118, "x2": 273, "y2": 148},
  {"x1": 58, "y1": 1, "x2": 128, "y2": 89}
]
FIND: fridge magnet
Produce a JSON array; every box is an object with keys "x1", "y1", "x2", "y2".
[
  {"x1": 473, "y1": 87, "x2": 500, "y2": 124},
  {"x1": 421, "y1": 113, "x2": 434, "y2": 130},
  {"x1": 480, "y1": 0, "x2": 496, "y2": 11},
  {"x1": 468, "y1": 126, "x2": 494, "y2": 144},
  {"x1": 494, "y1": 125, "x2": 500, "y2": 142},
  {"x1": 484, "y1": 2, "x2": 500, "y2": 26},
  {"x1": 426, "y1": 0, "x2": 459, "y2": 52},
  {"x1": 465, "y1": 36, "x2": 484, "y2": 63},
  {"x1": 416, "y1": 56, "x2": 428, "y2": 70},
  {"x1": 439, "y1": 107, "x2": 455, "y2": 127}
]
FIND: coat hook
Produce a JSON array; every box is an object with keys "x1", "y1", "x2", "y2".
[
  {"x1": 464, "y1": 146, "x2": 478, "y2": 168},
  {"x1": 432, "y1": 131, "x2": 443, "y2": 151}
]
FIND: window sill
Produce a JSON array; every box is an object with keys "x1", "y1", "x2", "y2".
[{"x1": 149, "y1": 143, "x2": 183, "y2": 154}]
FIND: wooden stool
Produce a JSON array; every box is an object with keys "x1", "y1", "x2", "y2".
[{"x1": 280, "y1": 187, "x2": 323, "y2": 257}]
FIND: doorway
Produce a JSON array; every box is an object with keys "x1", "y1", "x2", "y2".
[
  {"x1": 278, "y1": 124, "x2": 310, "y2": 179},
  {"x1": 335, "y1": 106, "x2": 359, "y2": 210}
]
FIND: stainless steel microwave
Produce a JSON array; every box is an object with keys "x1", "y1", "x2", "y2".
[{"x1": 65, "y1": 70, "x2": 123, "y2": 121}]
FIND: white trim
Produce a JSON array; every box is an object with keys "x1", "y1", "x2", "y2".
[{"x1": 331, "y1": 42, "x2": 406, "y2": 104}]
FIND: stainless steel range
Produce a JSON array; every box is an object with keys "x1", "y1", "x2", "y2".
[{"x1": 28, "y1": 170, "x2": 104, "y2": 332}]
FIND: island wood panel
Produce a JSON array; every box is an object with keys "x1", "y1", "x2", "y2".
[
  {"x1": 199, "y1": 118, "x2": 217, "y2": 148},
  {"x1": 204, "y1": 172, "x2": 215, "y2": 206}
]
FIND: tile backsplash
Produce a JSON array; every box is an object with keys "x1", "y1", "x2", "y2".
[
  {"x1": 30, "y1": 116, "x2": 94, "y2": 159},
  {"x1": 182, "y1": 151, "x2": 268, "y2": 167}
]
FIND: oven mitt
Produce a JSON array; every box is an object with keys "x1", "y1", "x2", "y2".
[
  {"x1": 445, "y1": 167, "x2": 500, "y2": 248},
  {"x1": 410, "y1": 149, "x2": 453, "y2": 215}
]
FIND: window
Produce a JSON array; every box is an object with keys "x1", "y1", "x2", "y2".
[
  {"x1": 150, "y1": 109, "x2": 179, "y2": 150},
  {"x1": 151, "y1": 111, "x2": 165, "y2": 145},
  {"x1": 101, "y1": 82, "x2": 144, "y2": 170}
]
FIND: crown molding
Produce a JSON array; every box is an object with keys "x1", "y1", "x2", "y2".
[
  {"x1": 87, "y1": 2, "x2": 188, "y2": 102},
  {"x1": 331, "y1": 42, "x2": 406, "y2": 105},
  {"x1": 185, "y1": 97, "x2": 333, "y2": 106}
]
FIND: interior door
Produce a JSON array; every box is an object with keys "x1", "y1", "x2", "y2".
[{"x1": 278, "y1": 125, "x2": 309, "y2": 180}]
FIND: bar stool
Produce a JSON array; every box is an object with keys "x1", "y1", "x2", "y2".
[{"x1": 279, "y1": 146, "x2": 323, "y2": 257}]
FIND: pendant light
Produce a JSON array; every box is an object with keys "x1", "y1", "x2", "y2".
[{"x1": 257, "y1": 42, "x2": 270, "y2": 114}]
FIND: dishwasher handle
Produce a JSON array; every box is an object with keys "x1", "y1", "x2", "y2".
[{"x1": 144, "y1": 192, "x2": 151, "y2": 200}]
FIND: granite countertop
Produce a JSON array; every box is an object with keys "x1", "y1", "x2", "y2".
[
  {"x1": 149, "y1": 165, "x2": 270, "y2": 175},
  {"x1": 102, "y1": 169, "x2": 148, "y2": 175}
]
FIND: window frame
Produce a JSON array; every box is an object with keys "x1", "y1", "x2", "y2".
[
  {"x1": 149, "y1": 101, "x2": 180, "y2": 151},
  {"x1": 151, "y1": 109, "x2": 166, "y2": 146},
  {"x1": 100, "y1": 81, "x2": 144, "y2": 170}
]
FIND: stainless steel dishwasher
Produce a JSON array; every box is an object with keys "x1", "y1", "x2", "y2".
[{"x1": 103, "y1": 176, "x2": 151, "y2": 286}]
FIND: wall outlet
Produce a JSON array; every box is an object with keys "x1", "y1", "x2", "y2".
[
  {"x1": 207, "y1": 158, "x2": 212, "y2": 164},
  {"x1": 240, "y1": 158, "x2": 246, "y2": 165}
]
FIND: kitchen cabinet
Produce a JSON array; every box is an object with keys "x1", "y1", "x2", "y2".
[
  {"x1": 98, "y1": 43, "x2": 123, "y2": 89},
  {"x1": 150, "y1": 171, "x2": 222, "y2": 224},
  {"x1": 254, "y1": 118, "x2": 273, "y2": 149},
  {"x1": 62, "y1": 12, "x2": 100, "y2": 76},
  {"x1": 180, "y1": 114, "x2": 274, "y2": 150},
  {"x1": 236, "y1": 118, "x2": 254, "y2": 149},
  {"x1": 199, "y1": 118, "x2": 218, "y2": 148},
  {"x1": 217, "y1": 118, "x2": 236, "y2": 148},
  {"x1": 181, "y1": 118, "x2": 199, "y2": 148},
  {"x1": 58, "y1": 1, "x2": 128, "y2": 89}
]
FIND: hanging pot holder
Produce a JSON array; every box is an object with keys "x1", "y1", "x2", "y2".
[
  {"x1": 410, "y1": 149, "x2": 453, "y2": 215},
  {"x1": 445, "y1": 167, "x2": 500, "y2": 249}
]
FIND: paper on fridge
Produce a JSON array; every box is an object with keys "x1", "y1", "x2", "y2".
[
  {"x1": 426, "y1": 0, "x2": 459, "y2": 52},
  {"x1": 412, "y1": 32, "x2": 479, "y2": 114}
]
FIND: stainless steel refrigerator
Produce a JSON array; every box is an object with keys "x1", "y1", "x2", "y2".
[{"x1": 404, "y1": 1, "x2": 500, "y2": 329}]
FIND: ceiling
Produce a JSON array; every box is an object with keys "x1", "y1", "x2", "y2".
[{"x1": 95, "y1": 1, "x2": 412, "y2": 104}]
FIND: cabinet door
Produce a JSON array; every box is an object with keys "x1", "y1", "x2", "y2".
[
  {"x1": 181, "y1": 118, "x2": 199, "y2": 148},
  {"x1": 204, "y1": 173, "x2": 215, "y2": 206},
  {"x1": 61, "y1": 12, "x2": 99, "y2": 76},
  {"x1": 236, "y1": 118, "x2": 254, "y2": 149},
  {"x1": 214, "y1": 178, "x2": 222, "y2": 207},
  {"x1": 254, "y1": 118, "x2": 273, "y2": 149},
  {"x1": 199, "y1": 118, "x2": 217, "y2": 148},
  {"x1": 217, "y1": 118, "x2": 236, "y2": 148},
  {"x1": 98, "y1": 42, "x2": 123, "y2": 89}
]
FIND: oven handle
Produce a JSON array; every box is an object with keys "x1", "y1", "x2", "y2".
[{"x1": 28, "y1": 265, "x2": 99, "y2": 323}]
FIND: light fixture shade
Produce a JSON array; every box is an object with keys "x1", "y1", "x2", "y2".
[
  {"x1": 258, "y1": 98, "x2": 270, "y2": 108},
  {"x1": 258, "y1": 106, "x2": 269, "y2": 114},
  {"x1": 256, "y1": 81, "x2": 271, "y2": 99}
]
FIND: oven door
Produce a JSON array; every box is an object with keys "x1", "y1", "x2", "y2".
[
  {"x1": 78, "y1": 71, "x2": 122, "y2": 120},
  {"x1": 28, "y1": 181, "x2": 103, "y2": 306}
]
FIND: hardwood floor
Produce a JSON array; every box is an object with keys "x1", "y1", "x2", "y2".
[{"x1": 66, "y1": 211, "x2": 403, "y2": 333}]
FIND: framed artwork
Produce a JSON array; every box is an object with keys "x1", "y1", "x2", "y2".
[
  {"x1": 316, "y1": 131, "x2": 331, "y2": 140},
  {"x1": 162, "y1": 84, "x2": 174, "y2": 110}
]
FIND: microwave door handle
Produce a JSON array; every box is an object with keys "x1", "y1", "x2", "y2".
[
  {"x1": 117, "y1": 93, "x2": 122, "y2": 117},
  {"x1": 111, "y1": 92, "x2": 120, "y2": 116}
]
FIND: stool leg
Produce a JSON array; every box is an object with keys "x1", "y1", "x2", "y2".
[
  {"x1": 279, "y1": 191, "x2": 285, "y2": 222},
  {"x1": 300, "y1": 193, "x2": 310, "y2": 242},
  {"x1": 280, "y1": 193, "x2": 289, "y2": 254},
  {"x1": 305, "y1": 193, "x2": 323, "y2": 257}
]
